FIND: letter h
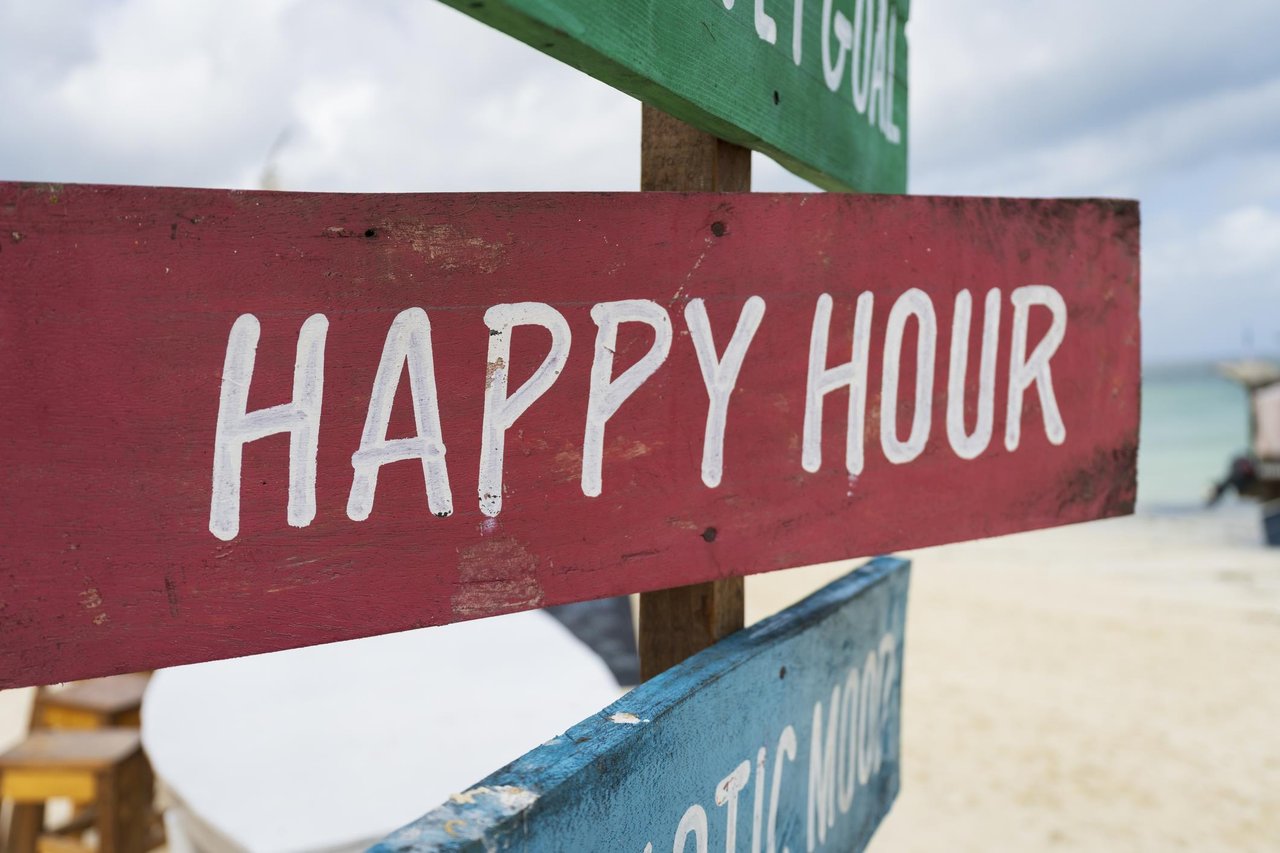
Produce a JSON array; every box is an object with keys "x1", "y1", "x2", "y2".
[{"x1": 209, "y1": 313, "x2": 328, "y2": 541}]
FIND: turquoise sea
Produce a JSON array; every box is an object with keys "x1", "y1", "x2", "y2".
[{"x1": 1137, "y1": 364, "x2": 1251, "y2": 511}]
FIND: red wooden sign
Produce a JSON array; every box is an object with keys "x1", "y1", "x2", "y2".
[{"x1": 0, "y1": 184, "x2": 1139, "y2": 687}]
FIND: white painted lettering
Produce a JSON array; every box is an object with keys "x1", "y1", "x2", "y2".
[
  {"x1": 675, "y1": 804, "x2": 709, "y2": 853},
  {"x1": 866, "y1": 0, "x2": 888, "y2": 128},
  {"x1": 856, "y1": 650, "x2": 881, "y2": 785},
  {"x1": 850, "y1": 0, "x2": 873, "y2": 113},
  {"x1": 751, "y1": 747, "x2": 767, "y2": 853},
  {"x1": 802, "y1": 292, "x2": 874, "y2": 475},
  {"x1": 478, "y1": 303, "x2": 571, "y2": 516},
  {"x1": 806, "y1": 685, "x2": 841, "y2": 851},
  {"x1": 880, "y1": 7, "x2": 902, "y2": 143},
  {"x1": 880, "y1": 288, "x2": 937, "y2": 465},
  {"x1": 755, "y1": 0, "x2": 778, "y2": 43},
  {"x1": 1005, "y1": 285, "x2": 1068, "y2": 450},
  {"x1": 686, "y1": 296, "x2": 766, "y2": 488},
  {"x1": 348, "y1": 307, "x2": 453, "y2": 522},
  {"x1": 837, "y1": 665, "x2": 860, "y2": 813},
  {"x1": 644, "y1": 632, "x2": 898, "y2": 853},
  {"x1": 716, "y1": 759, "x2": 752, "y2": 853},
  {"x1": 792, "y1": 0, "x2": 806, "y2": 64},
  {"x1": 947, "y1": 289, "x2": 1001, "y2": 460},
  {"x1": 877, "y1": 633, "x2": 898, "y2": 775},
  {"x1": 768, "y1": 725, "x2": 797, "y2": 853},
  {"x1": 583, "y1": 300, "x2": 673, "y2": 497},
  {"x1": 821, "y1": 0, "x2": 854, "y2": 92},
  {"x1": 210, "y1": 313, "x2": 328, "y2": 541}
]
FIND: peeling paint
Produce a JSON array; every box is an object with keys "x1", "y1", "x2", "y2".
[
  {"x1": 452, "y1": 539, "x2": 543, "y2": 617},
  {"x1": 400, "y1": 223, "x2": 509, "y2": 274},
  {"x1": 609, "y1": 711, "x2": 649, "y2": 724},
  {"x1": 606, "y1": 437, "x2": 653, "y2": 462},
  {"x1": 449, "y1": 785, "x2": 539, "y2": 811},
  {"x1": 552, "y1": 448, "x2": 583, "y2": 483},
  {"x1": 484, "y1": 356, "x2": 506, "y2": 390}
]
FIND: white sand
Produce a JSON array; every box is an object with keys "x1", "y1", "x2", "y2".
[
  {"x1": 749, "y1": 504, "x2": 1280, "y2": 851},
  {"x1": 1, "y1": 506, "x2": 1275, "y2": 851},
  {"x1": 0, "y1": 684, "x2": 32, "y2": 752}
]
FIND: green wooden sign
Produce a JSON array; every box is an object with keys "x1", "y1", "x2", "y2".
[{"x1": 442, "y1": 0, "x2": 909, "y2": 193}]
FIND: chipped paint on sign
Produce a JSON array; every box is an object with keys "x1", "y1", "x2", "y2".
[
  {"x1": 609, "y1": 712, "x2": 649, "y2": 724},
  {"x1": 373, "y1": 557, "x2": 910, "y2": 853},
  {"x1": 0, "y1": 185, "x2": 1136, "y2": 687}
]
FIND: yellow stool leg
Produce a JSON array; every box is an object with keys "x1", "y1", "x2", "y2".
[{"x1": 8, "y1": 801, "x2": 46, "y2": 853}]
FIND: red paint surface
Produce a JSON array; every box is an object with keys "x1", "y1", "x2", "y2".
[{"x1": 0, "y1": 185, "x2": 1139, "y2": 687}]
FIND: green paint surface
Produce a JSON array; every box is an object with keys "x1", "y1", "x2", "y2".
[{"x1": 441, "y1": 0, "x2": 909, "y2": 193}]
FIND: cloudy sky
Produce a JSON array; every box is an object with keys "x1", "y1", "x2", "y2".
[{"x1": 1, "y1": 0, "x2": 1277, "y2": 364}]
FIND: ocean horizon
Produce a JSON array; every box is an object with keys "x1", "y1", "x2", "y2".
[{"x1": 1137, "y1": 361, "x2": 1258, "y2": 513}]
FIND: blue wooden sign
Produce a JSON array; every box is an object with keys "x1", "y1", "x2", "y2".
[{"x1": 372, "y1": 556, "x2": 909, "y2": 852}]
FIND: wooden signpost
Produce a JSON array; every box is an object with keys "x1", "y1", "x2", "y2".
[
  {"x1": 0, "y1": 184, "x2": 1138, "y2": 689},
  {"x1": 0, "y1": 183, "x2": 1138, "y2": 688},
  {"x1": 0, "y1": 6, "x2": 1144, "y2": 850},
  {"x1": 373, "y1": 556, "x2": 910, "y2": 853},
  {"x1": 441, "y1": 0, "x2": 909, "y2": 193}
]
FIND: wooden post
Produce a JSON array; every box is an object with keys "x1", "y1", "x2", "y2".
[
  {"x1": 638, "y1": 104, "x2": 749, "y2": 680},
  {"x1": 640, "y1": 106, "x2": 751, "y2": 193}
]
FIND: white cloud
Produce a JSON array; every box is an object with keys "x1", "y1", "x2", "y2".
[
  {"x1": 911, "y1": 73, "x2": 1280, "y2": 199},
  {"x1": 0, "y1": 0, "x2": 639, "y2": 190},
  {"x1": 0, "y1": 0, "x2": 1276, "y2": 363},
  {"x1": 1144, "y1": 204, "x2": 1280, "y2": 362},
  {"x1": 908, "y1": 0, "x2": 1280, "y2": 179}
]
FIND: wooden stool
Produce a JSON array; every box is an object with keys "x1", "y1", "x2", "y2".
[
  {"x1": 31, "y1": 675, "x2": 150, "y2": 731},
  {"x1": 0, "y1": 730, "x2": 153, "y2": 853}
]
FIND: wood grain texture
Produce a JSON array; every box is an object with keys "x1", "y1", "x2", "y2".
[
  {"x1": 640, "y1": 578, "x2": 745, "y2": 680},
  {"x1": 439, "y1": 0, "x2": 909, "y2": 192},
  {"x1": 640, "y1": 105, "x2": 752, "y2": 193},
  {"x1": 0, "y1": 733, "x2": 154, "y2": 853},
  {"x1": 373, "y1": 557, "x2": 910, "y2": 853},
  {"x1": 7, "y1": 801, "x2": 45, "y2": 852},
  {"x1": 0, "y1": 184, "x2": 1139, "y2": 687},
  {"x1": 640, "y1": 106, "x2": 749, "y2": 680}
]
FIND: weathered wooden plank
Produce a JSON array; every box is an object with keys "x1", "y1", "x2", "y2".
[
  {"x1": 438, "y1": 0, "x2": 909, "y2": 193},
  {"x1": 640, "y1": 578, "x2": 745, "y2": 680},
  {"x1": 0, "y1": 184, "x2": 1139, "y2": 687},
  {"x1": 640, "y1": 105, "x2": 753, "y2": 193},
  {"x1": 639, "y1": 105, "x2": 750, "y2": 679},
  {"x1": 372, "y1": 556, "x2": 910, "y2": 853}
]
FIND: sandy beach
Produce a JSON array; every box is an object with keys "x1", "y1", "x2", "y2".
[
  {"x1": 749, "y1": 503, "x2": 1280, "y2": 851},
  {"x1": 1, "y1": 504, "x2": 1276, "y2": 851}
]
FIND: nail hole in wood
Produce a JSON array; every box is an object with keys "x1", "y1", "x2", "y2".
[{"x1": 701, "y1": 527, "x2": 717, "y2": 542}]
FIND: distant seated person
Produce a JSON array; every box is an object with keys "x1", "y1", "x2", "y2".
[
  {"x1": 1209, "y1": 381, "x2": 1280, "y2": 505},
  {"x1": 1258, "y1": 382, "x2": 1280, "y2": 461},
  {"x1": 1208, "y1": 455, "x2": 1257, "y2": 505}
]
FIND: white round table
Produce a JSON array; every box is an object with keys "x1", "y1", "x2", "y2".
[{"x1": 142, "y1": 610, "x2": 623, "y2": 852}]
